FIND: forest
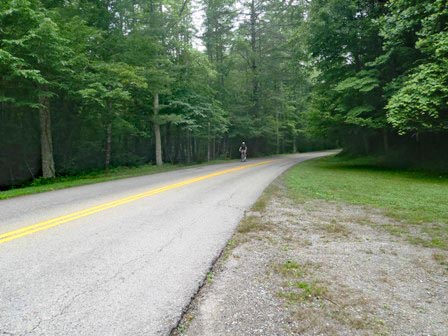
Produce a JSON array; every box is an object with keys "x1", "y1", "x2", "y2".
[{"x1": 1, "y1": 0, "x2": 447, "y2": 188}]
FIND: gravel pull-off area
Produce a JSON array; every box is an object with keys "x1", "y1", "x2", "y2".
[{"x1": 175, "y1": 183, "x2": 448, "y2": 336}]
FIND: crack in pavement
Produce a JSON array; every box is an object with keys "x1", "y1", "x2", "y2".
[
  {"x1": 1, "y1": 330, "x2": 15, "y2": 336},
  {"x1": 21, "y1": 252, "x2": 156, "y2": 336},
  {"x1": 158, "y1": 236, "x2": 178, "y2": 253},
  {"x1": 20, "y1": 232, "x2": 189, "y2": 336},
  {"x1": 215, "y1": 190, "x2": 245, "y2": 211}
]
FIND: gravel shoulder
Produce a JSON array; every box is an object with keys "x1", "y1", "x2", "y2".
[{"x1": 173, "y1": 181, "x2": 448, "y2": 336}]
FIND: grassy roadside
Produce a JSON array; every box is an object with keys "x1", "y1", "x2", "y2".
[
  {"x1": 285, "y1": 155, "x2": 448, "y2": 249},
  {"x1": 0, "y1": 160, "x2": 231, "y2": 200}
]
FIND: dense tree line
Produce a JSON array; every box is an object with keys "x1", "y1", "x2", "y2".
[
  {"x1": 1, "y1": 0, "x2": 447, "y2": 187},
  {"x1": 302, "y1": 0, "x2": 448, "y2": 161}
]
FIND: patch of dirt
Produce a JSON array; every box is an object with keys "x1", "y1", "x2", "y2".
[{"x1": 174, "y1": 182, "x2": 448, "y2": 336}]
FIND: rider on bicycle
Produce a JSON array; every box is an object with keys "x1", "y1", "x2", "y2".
[{"x1": 239, "y1": 142, "x2": 247, "y2": 161}]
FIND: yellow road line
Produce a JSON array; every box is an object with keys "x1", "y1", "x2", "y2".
[{"x1": 0, "y1": 160, "x2": 274, "y2": 244}]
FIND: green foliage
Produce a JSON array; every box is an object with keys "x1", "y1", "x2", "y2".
[
  {"x1": 335, "y1": 71, "x2": 380, "y2": 93},
  {"x1": 1, "y1": 0, "x2": 237, "y2": 185},
  {"x1": 384, "y1": 0, "x2": 448, "y2": 134},
  {"x1": 78, "y1": 61, "x2": 146, "y2": 123},
  {"x1": 297, "y1": 0, "x2": 448, "y2": 156},
  {"x1": 387, "y1": 62, "x2": 448, "y2": 134},
  {"x1": 0, "y1": 0, "x2": 72, "y2": 108}
]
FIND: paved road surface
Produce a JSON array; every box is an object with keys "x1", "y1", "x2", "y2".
[{"x1": 0, "y1": 151, "x2": 334, "y2": 336}]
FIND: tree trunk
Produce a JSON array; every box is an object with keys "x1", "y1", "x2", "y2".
[
  {"x1": 177, "y1": 128, "x2": 183, "y2": 162},
  {"x1": 275, "y1": 109, "x2": 280, "y2": 154},
  {"x1": 250, "y1": 0, "x2": 259, "y2": 114},
  {"x1": 187, "y1": 130, "x2": 193, "y2": 163},
  {"x1": 207, "y1": 121, "x2": 211, "y2": 161},
  {"x1": 193, "y1": 136, "x2": 197, "y2": 160},
  {"x1": 153, "y1": 93, "x2": 163, "y2": 166},
  {"x1": 39, "y1": 95, "x2": 55, "y2": 178},
  {"x1": 105, "y1": 122, "x2": 112, "y2": 172},
  {"x1": 165, "y1": 123, "x2": 171, "y2": 163}
]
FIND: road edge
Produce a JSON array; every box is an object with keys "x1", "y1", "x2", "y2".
[{"x1": 168, "y1": 155, "x2": 332, "y2": 335}]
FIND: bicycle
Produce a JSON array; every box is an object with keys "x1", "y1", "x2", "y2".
[{"x1": 240, "y1": 150, "x2": 247, "y2": 162}]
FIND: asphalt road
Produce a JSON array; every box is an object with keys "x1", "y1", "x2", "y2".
[{"x1": 0, "y1": 151, "x2": 334, "y2": 336}]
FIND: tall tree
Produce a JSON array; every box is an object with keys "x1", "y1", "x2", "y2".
[{"x1": 0, "y1": 0, "x2": 73, "y2": 178}]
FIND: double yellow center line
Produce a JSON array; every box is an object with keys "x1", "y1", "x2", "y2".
[{"x1": 0, "y1": 160, "x2": 273, "y2": 245}]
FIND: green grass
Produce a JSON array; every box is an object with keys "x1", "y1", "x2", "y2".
[
  {"x1": 285, "y1": 155, "x2": 448, "y2": 249},
  {"x1": 274, "y1": 260, "x2": 306, "y2": 278},
  {"x1": 274, "y1": 260, "x2": 327, "y2": 303},
  {"x1": 206, "y1": 271, "x2": 214, "y2": 284},
  {"x1": 250, "y1": 184, "x2": 279, "y2": 212},
  {"x1": 0, "y1": 160, "x2": 231, "y2": 200},
  {"x1": 237, "y1": 215, "x2": 268, "y2": 234}
]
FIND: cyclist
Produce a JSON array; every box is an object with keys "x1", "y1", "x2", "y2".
[{"x1": 239, "y1": 142, "x2": 247, "y2": 162}]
